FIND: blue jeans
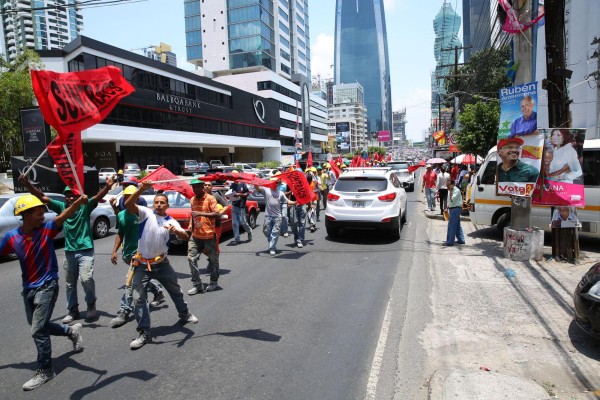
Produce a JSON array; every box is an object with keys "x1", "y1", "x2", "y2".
[
  {"x1": 280, "y1": 204, "x2": 289, "y2": 235},
  {"x1": 446, "y1": 207, "x2": 465, "y2": 245},
  {"x1": 187, "y1": 236, "x2": 220, "y2": 285},
  {"x1": 23, "y1": 279, "x2": 70, "y2": 370},
  {"x1": 425, "y1": 188, "x2": 437, "y2": 210},
  {"x1": 232, "y1": 206, "x2": 251, "y2": 241},
  {"x1": 132, "y1": 257, "x2": 190, "y2": 333},
  {"x1": 262, "y1": 215, "x2": 281, "y2": 251},
  {"x1": 119, "y1": 255, "x2": 164, "y2": 313},
  {"x1": 64, "y1": 249, "x2": 96, "y2": 311},
  {"x1": 290, "y1": 205, "x2": 307, "y2": 243}
]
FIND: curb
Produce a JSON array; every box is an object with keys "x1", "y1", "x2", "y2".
[{"x1": 423, "y1": 210, "x2": 471, "y2": 222}]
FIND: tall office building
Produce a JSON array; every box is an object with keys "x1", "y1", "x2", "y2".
[
  {"x1": 462, "y1": 0, "x2": 491, "y2": 62},
  {"x1": 0, "y1": 0, "x2": 83, "y2": 60},
  {"x1": 184, "y1": 0, "x2": 310, "y2": 80},
  {"x1": 328, "y1": 83, "x2": 367, "y2": 153},
  {"x1": 431, "y1": 2, "x2": 461, "y2": 128},
  {"x1": 334, "y1": 0, "x2": 392, "y2": 134},
  {"x1": 146, "y1": 43, "x2": 177, "y2": 67},
  {"x1": 392, "y1": 108, "x2": 407, "y2": 143}
]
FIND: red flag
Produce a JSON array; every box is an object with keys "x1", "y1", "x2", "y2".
[
  {"x1": 408, "y1": 160, "x2": 426, "y2": 173},
  {"x1": 295, "y1": 159, "x2": 301, "y2": 170},
  {"x1": 307, "y1": 151, "x2": 313, "y2": 168},
  {"x1": 330, "y1": 160, "x2": 341, "y2": 178},
  {"x1": 141, "y1": 166, "x2": 195, "y2": 199},
  {"x1": 31, "y1": 66, "x2": 135, "y2": 145},
  {"x1": 277, "y1": 170, "x2": 316, "y2": 205},
  {"x1": 47, "y1": 132, "x2": 84, "y2": 195}
]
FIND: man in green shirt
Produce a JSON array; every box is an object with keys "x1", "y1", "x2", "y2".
[
  {"x1": 109, "y1": 186, "x2": 165, "y2": 328},
  {"x1": 21, "y1": 175, "x2": 114, "y2": 324},
  {"x1": 497, "y1": 137, "x2": 540, "y2": 183}
]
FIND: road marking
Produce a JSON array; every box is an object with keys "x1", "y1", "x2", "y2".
[{"x1": 365, "y1": 298, "x2": 392, "y2": 400}]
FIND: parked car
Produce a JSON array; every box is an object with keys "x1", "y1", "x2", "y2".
[
  {"x1": 0, "y1": 193, "x2": 116, "y2": 244},
  {"x1": 161, "y1": 189, "x2": 260, "y2": 245},
  {"x1": 103, "y1": 186, "x2": 158, "y2": 208},
  {"x1": 259, "y1": 168, "x2": 279, "y2": 178},
  {"x1": 179, "y1": 160, "x2": 200, "y2": 176},
  {"x1": 123, "y1": 163, "x2": 141, "y2": 179},
  {"x1": 197, "y1": 162, "x2": 210, "y2": 174},
  {"x1": 209, "y1": 160, "x2": 224, "y2": 168},
  {"x1": 145, "y1": 164, "x2": 161, "y2": 174},
  {"x1": 325, "y1": 167, "x2": 407, "y2": 240},
  {"x1": 232, "y1": 163, "x2": 259, "y2": 173},
  {"x1": 248, "y1": 186, "x2": 266, "y2": 210},
  {"x1": 98, "y1": 167, "x2": 116, "y2": 184},
  {"x1": 387, "y1": 160, "x2": 415, "y2": 192}
]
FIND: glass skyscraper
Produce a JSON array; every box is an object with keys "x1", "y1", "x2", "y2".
[{"x1": 334, "y1": 0, "x2": 392, "y2": 133}]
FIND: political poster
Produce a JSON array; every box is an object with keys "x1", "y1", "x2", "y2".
[
  {"x1": 496, "y1": 82, "x2": 543, "y2": 196},
  {"x1": 378, "y1": 130, "x2": 391, "y2": 142},
  {"x1": 533, "y1": 128, "x2": 585, "y2": 207},
  {"x1": 550, "y1": 206, "x2": 581, "y2": 228},
  {"x1": 336, "y1": 122, "x2": 350, "y2": 151}
]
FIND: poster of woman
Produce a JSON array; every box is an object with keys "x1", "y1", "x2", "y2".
[{"x1": 533, "y1": 128, "x2": 586, "y2": 207}]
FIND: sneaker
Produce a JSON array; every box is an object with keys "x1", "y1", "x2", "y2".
[
  {"x1": 149, "y1": 292, "x2": 166, "y2": 307},
  {"x1": 456, "y1": 241, "x2": 466, "y2": 245},
  {"x1": 310, "y1": 226, "x2": 316, "y2": 233},
  {"x1": 110, "y1": 311, "x2": 129, "y2": 328},
  {"x1": 187, "y1": 285, "x2": 205, "y2": 295},
  {"x1": 269, "y1": 250, "x2": 276, "y2": 255},
  {"x1": 85, "y1": 303, "x2": 97, "y2": 322},
  {"x1": 442, "y1": 242, "x2": 454, "y2": 246},
  {"x1": 68, "y1": 323, "x2": 83, "y2": 351},
  {"x1": 62, "y1": 308, "x2": 80, "y2": 324},
  {"x1": 283, "y1": 232, "x2": 289, "y2": 237},
  {"x1": 180, "y1": 312, "x2": 199, "y2": 324},
  {"x1": 130, "y1": 331, "x2": 151, "y2": 350},
  {"x1": 297, "y1": 242, "x2": 304, "y2": 248},
  {"x1": 248, "y1": 231, "x2": 253, "y2": 241},
  {"x1": 22, "y1": 368, "x2": 55, "y2": 391},
  {"x1": 205, "y1": 282, "x2": 219, "y2": 292}
]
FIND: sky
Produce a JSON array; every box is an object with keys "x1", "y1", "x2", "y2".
[{"x1": 82, "y1": 0, "x2": 451, "y2": 142}]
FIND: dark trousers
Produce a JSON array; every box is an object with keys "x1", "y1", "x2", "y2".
[{"x1": 438, "y1": 189, "x2": 448, "y2": 214}]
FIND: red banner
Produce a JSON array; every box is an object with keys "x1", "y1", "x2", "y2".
[
  {"x1": 330, "y1": 160, "x2": 341, "y2": 178},
  {"x1": 277, "y1": 170, "x2": 316, "y2": 205},
  {"x1": 307, "y1": 151, "x2": 313, "y2": 168},
  {"x1": 47, "y1": 132, "x2": 84, "y2": 195},
  {"x1": 31, "y1": 66, "x2": 135, "y2": 145},
  {"x1": 408, "y1": 160, "x2": 426, "y2": 173},
  {"x1": 142, "y1": 166, "x2": 195, "y2": 199}
]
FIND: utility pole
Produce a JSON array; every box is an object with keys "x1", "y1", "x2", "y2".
[{"x1": 543, "y1": 0, "x2": 577, "y2": 261}]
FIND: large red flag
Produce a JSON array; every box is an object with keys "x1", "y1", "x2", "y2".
[
  {"x1": 307, "y1": 151, "x2": 313, "y2": 168},
  {"x1": 47, "y1": 132, "x2": 84, "y2": 195},
  {"x1": 31, "y1": 66, "x2": 135, "y2": 145},
  {"x1": 277, "y1": 170, "x2": 316, "y2": 205},
  {"x1": 141, "y1": 166, "x2": 195, "y2": 199},
  {"x1": 329, "y1": 160, "x2": 341, "y2": 178}
]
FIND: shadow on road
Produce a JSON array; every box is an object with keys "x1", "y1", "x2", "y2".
[
  {"x1": 69, "y1": 370, "x2": 156, "y2": 400},
  {"x1": 207, "y1": 328, "x2": 282, "y2": 342},
  {"x1": 568, "y1": 320, "x2": 600, "y2": 362}
]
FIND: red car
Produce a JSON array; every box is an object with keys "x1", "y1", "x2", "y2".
[{"x1": 162, "y1": 190, "x2": 259, "y2": 244}]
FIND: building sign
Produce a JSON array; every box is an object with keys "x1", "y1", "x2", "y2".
[
  {"x1": 20, "y1": 108, "x2": 51, "y2": 160},
  {"x1": 378, "y1": 130, "x2": 391, "y2": 142},
  {"x1": 83, "y1": 142, "x2": 118, "y2": 168},
  {"x1": 155, "y1": 93, "x2": 202, "y2": 114},
  {"x1": 253, "y1": 99, "x2": 266, "y2": 123}
]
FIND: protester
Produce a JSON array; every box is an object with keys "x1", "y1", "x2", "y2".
[
  {"x1": 20, "y1": 175, "x2": 113, "y2": 324},
  {"x1": 254, "y1": 175, "x2": 290, "y2": 255},
  {"x1": 443, "y1": 180, "x2": 465, "y2": 246},
  {"x1": 125, "y1": 181, "x2": 198, "y2": 349},
  {"x1": 187, "y1": 178, "x2": 221, "y2": 294},
  {"x1": 109, "y1": 186, "x2": 165, "y2": 328},
  {"x1": 436, "y1": 166, "x2": 450, "y2": 215},
  {"x1": 288, "y1": 186, "x2": 306, "y2": 248},
  {"x1": 229, "y1": 174, "x2": 252, "y2": 243},
  {"x1": 117, "y1": 176, "x2": 147, "y2": 211},
  {"x1": 319, "y1": 165, "x2": 330, "y2": 210},
  {"x1": 0, "y1": 194, "x2": 87, "y2": 391},
  {"x1": 204, "y1": 182, "x2": 229, "y2": 274},
  {"x1": 421, "y1": 164, "x2": 438, "y2": 211},
  {"x1": 306, "y1": 172, "x2": 319, "y2": 232}
]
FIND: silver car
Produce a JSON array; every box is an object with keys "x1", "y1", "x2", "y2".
[
  {"x1": 387, "y1": 160, "x2": 415, "y2": 192},
  {"x1": 98, "y1": 167, "x2": 116, "y2": 184},
  {"x1": 0, "y1": 193, "x2": 116, "y2": 242}
]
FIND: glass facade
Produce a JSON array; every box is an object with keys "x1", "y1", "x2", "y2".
[
  {"x1": 184, "y1": 0, "x2": 202, "y2": 63},
  {"x1": 462, "y1": 0, "x2": 490, "y2": 62},
  {"x1": 334, "y1": 0, "x2": 392, "y2": 133}
]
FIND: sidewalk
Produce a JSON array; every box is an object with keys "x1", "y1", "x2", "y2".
[{"x1": 419, "y1": 200, "x2": 600, "y2": 399}]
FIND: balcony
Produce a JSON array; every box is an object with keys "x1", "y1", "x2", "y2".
[{"x1": 25, "y1": 34, "x2": 35, "y2": 40}]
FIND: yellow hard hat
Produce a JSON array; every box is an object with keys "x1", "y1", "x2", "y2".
[
  {"x1": 323, "y1": 163, "x2": 330, "y2": 168},
  {"x1": 123, "y1": 185, "x2": 137, "y2": 195},
  {"x1": 14, "y1": 194, "x2": 44, "y2": 215},
  {"x1": 118, "y1": 169, "x2": 124, "y2": 174},
  {"x1": 310, "y1": 167, "x2": 317, "y2": 172},
  {"x1": 217, "y1": 203, "x2": 224, "y2": 211}
]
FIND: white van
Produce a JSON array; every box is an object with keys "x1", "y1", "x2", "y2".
[{"x1": 470, "y1": 139, "x2": 600, "y2": 237}]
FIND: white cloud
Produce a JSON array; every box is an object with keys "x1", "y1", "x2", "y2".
[{"x1": 309, "y1": 33, "x2": 334, "y2": 79}]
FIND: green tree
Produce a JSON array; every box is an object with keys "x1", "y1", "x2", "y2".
[
  {"x1": 456, "y1": 100, "x2": 500, "y2": 156},
  {"x1": 445, "y1": 46, "x2": 512, "y2": 111},
  {"x1": 0, "y1": 50, "x2": 44, "y2": 162}
]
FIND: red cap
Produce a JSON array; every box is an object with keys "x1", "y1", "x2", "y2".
[{"x1": 498, "y1": 137, "x2": 524, "y2": 149}]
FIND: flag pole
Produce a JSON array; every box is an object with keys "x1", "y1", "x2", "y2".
[
  {"x1": 149, "y1": 177, "x2": 196, "y2": 184},
  {"x1": 62, "y1": 144, "x2": 84, "y2": 195},
  {"x1": 22, "y1": 148, "x2": 48, "y2": 177}
]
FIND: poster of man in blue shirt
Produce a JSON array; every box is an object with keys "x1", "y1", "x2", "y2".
[{"x1": 509, "y1": 95, "x2": 537, "y2": 137}]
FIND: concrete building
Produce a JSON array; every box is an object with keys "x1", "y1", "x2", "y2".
[
  {"x1": 462, "y1": 0, "x2": 491, "y2": 62},
  {"x1": 392, "y1": 108, "x2": 407, "y2": 143},
  {"x1": 146, "y1": 43, "x2": 177, "y2": 67},
  {"x1": 328, "y1": 83, "x2": 367, "y2": 154},
  {"x1": 0, "y1": 0, "x2": 83, "y2": 60}
]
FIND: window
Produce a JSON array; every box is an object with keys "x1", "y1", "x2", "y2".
[
  {"x1": 583, "y1": 150, "x2": 600, "y2": 186},
  {"x1": 481, "y1": 158, "x2": 497, "y2": 185},
  {"x1": 278, "y1": 7, "x2": 288, "y2": 21},
  {"x1": 279, "y1": 34, "x2": 290, "y2": 48},
  {"x1": 278, "y1": 21, "x2": 289, "y2": 35}
]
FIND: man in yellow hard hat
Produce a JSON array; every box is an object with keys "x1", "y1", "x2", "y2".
[
  {"x1": 20, "y1": 174, "x2": 115, "y2": 325},
  {"x1": 0, "y1": 193, "x2": 88, "y2": 391}
]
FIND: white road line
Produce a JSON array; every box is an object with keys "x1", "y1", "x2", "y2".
[{"x1": 365, "y1": 298, "x2": 393, "y2": 400}]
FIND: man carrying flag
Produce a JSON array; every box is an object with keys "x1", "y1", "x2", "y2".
[{"x1": 20, "y1": 174, "x2": 114, "y2": 324}]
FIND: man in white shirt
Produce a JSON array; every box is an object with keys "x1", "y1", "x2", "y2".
[
  {"x1": 124, "y1": 181, "x2": 199, "y2": 349},
  {"x1": 436, "y1": 166, "x2": 451, "y2": 215}
]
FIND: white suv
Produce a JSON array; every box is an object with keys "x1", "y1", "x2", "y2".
[
  {"x1": 325, "y1": 167, "x2": 407, "y2": 239},
  {"x1": 386, "y1": 160, "x2": 415, "y2": 192}
]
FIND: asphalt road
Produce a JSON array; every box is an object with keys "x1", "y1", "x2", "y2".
[{"x1": 0, "y1": 191, "x2": 431, "y2": 400}]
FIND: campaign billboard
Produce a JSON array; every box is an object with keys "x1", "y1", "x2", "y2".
[
  {"x1": 496, "y1": 82, "x2": 543, "y2": 196},
  {"x1": 533, "y1": 128, "x2": 585, "y2": 207},
  {"x1": 336, "y1": 122, "x2": 350, "y2": 151},
  {"x1": 378, "y1": 130, "x2": 391, "y2": 142}
]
